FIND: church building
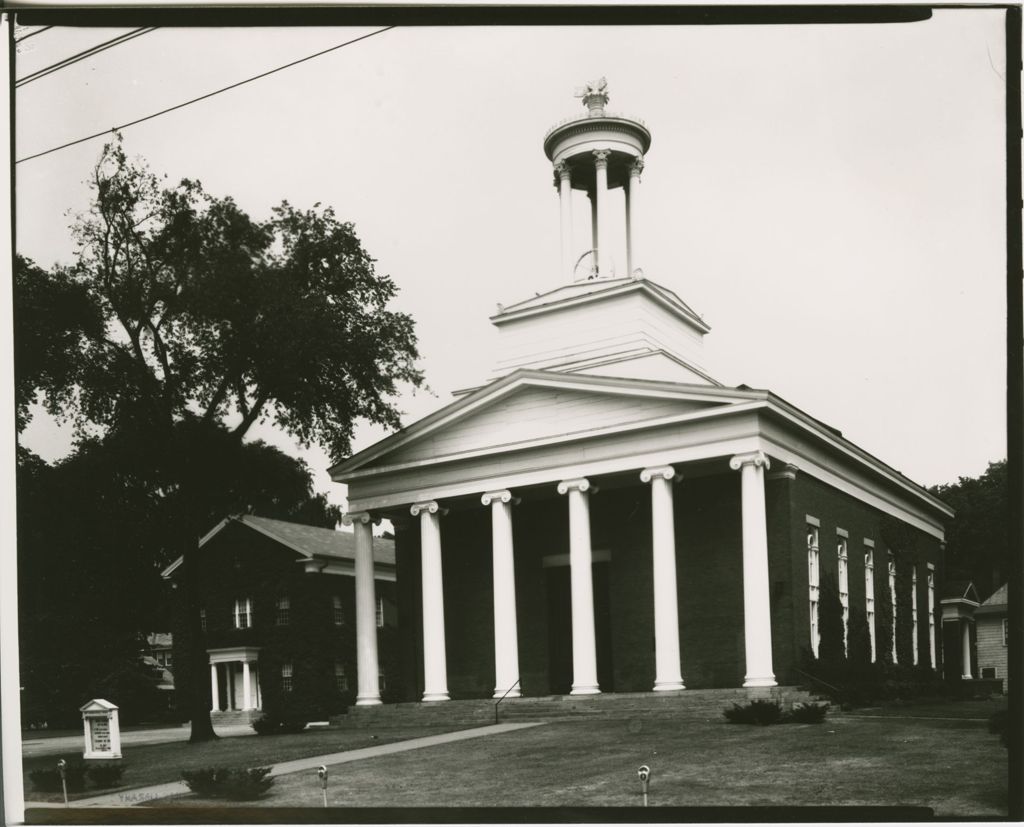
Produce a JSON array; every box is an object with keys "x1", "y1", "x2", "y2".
[{"x1": 331, "y1": 80, "x2": 954, "y2": 706}]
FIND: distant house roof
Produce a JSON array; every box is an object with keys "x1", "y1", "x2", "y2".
[
  {"x1": 976, "y1": 583, "x2": 1008, "y2": 616},
  {"x1": 161, "y1": 514, "x2": 395, "y2": 578},
  {"x1": 146, "y1": 632, "x2": 173, "y2": 649}
]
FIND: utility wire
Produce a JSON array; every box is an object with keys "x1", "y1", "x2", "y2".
[
  {"x1": 16, "y1": 26, "x2": 395, "y2": 165},
  {"x1": 14, "y1": 25, "x2": 54, "y2": 44},
  {"x1": 16, "y1": 27, "x2": 157, "y2": 87}
]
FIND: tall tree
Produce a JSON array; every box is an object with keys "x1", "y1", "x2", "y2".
[
  {"x1": 15, "y1": 137, "x2": 422, "y2": 740},
  {"x1": 929, "y1": 460, "x2": 1008, "y2": 600}
]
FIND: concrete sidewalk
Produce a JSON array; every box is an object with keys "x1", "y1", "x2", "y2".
[
  {"x1": 27, "y1": 722, "x2": 545, "y2": 808},
  {"x1": 22, "y1": 724, "x2": 255, "y2": 757}
]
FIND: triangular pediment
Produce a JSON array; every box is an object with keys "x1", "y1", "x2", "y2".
[{"x1": 332, "y1": 371, "x2": 763, "y2": 477}]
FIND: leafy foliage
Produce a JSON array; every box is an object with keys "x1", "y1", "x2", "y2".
[
  {"x1": 987, "y1": 710, "x2": 1008, "y2": 748},
  {"x1": 87, "y1": 763, "x2": 126, "y2": 788},
  {"x1": 181, "y1": 766, "x2": 275, "y2": 800},
  {"x1": 251, "y1": 712, "x2": 308, "y2": 736},
  {"x1": 817, "y1": 574, "x2": 846, "y2": 666},
  {"x1": 788, "y1": 703, "x2": 829, "y2": 724},
  {"x1": 929, "y1": 461, "x2": 1008, "y2": 600},
  {"x1": 29, "y1": 761, "x2": 87, "y2": 793},
  {"x1": 15, "y1": 137, "x2": 422, "y2": 739},
  {"x1": 723, "y1": 700, "x2": 784, "y2": 725}
]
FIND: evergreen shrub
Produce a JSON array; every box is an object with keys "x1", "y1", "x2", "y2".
[
  {"x1": 723, "y1": 700, "x2": 784, "y2": 725},
  {"x1": 86, "y1": 762, "x2": 125, "y2": 788},
  {"x1": 29, "y1": 760, "x2": 87, "y2": 793},
  {"x1": 181, "y1": 766, "x2": 275, "y2": 800}
]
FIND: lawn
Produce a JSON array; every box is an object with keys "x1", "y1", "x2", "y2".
[
  {"x1": 22, "y1": 726, "x2": 457, "y2": 804},
  {"x1": 153, "y1": 704, "x2": 1008, "y2": 817}
]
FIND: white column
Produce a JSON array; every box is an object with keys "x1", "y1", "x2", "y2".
[
  {"x1": 411, "y1": 501, "x2": 449, "y2": 702},
  {"x1": 729, "y1": 451, "x2": 777, "y2": 688},
  {"x1": 482, "y1": 490, "x2": 521, "y2": 698},
  {"x1": 242, "y1": 661, "x2": 252, "y2": 710},
  {"x1": 593, "y1": 150, "x2": 611, "y2": 277},
  {"x1": 961, "y1": 621, "x2": 973, "y2": 679},
  {"x1": 641, "y1": 466, "x2": 685, "y2": 691},
  {"x1": 344, "y1": 511, "x2": 382, "y2": 705},
  {"x1": 210, "y1": 664, "x2": 220, "y2": 712},
  {"x1": 557, "y1": 478, "x2": 600, "y2": 695},
  {"x1": 626, "y1": 156, "x2": 643, "y2": 276},
  {"x1": 556, "y1": 161, "x2": 574, "y2": 282},
  {"x1": 589, "y1": 191, "x2": 598, "y2": 275}
]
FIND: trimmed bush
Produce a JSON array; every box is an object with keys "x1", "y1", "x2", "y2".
[
  {"x1": 988, "y1": 710, "x2": 1008, "y2": 747},
  {"x1": 789, "y1": 703, "x2": 829, "y2": 724},
  {"x1": 251, "y1": 711, "x2": 307, "y2": 735},
  {"x1": 723, "y1": 700, "x2": 784, "y2": 725},
  {"x1": 87, "y1": 763, "x2": 125, "y2": 788},
  {"x1": 29, "y1": 761, "x2": 87, "y2": 793},
  {"x1": 181, "y1": 766, "x2": 275, "y2": 800}
]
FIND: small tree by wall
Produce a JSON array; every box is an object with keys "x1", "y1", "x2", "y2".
[
  {"x1": 847, "y1": 604, "x2": 873, "y2": 671},
  {"x1": 818, "y1": 574, "x2": 846, "y2": 666},
  {"x1": 877, "y1": 578, "x2": 895, "y2": 666}
]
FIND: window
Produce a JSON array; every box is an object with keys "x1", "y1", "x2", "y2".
[
  {"x1": 807, "y1": 522, "x2": 820, "y2": 657},
  {"x1": 888, "y1": 551, "x2": 897, "y2": 664},
  {"x1": 376, "y1": 596, "x2": 385, "y2": 629},
  {"x1": 276, "y1": 595, "x2": 290, "y2": 626},
  {"x1": 1004, "y1": 618, "x2": 1009, "y2": 647},
  {"x1": 332, "y1": 595, "x2": 345, "y2": 626},
  {"x1": 837, "y1": 532, "x2": 849, "y2": 656},
  {"x1": 911, "y1": 567, "x2": 919, "y2": 666},
  {"x1": 233, "y1": 597, "x2": 253, "y2": 630},
  {"x1": 199, "y1": 608, "x2": 207, "y2": 632},
  {"x1": 335, "y1": 662, "x2": 348, "y2": 692},
  {"x1": 281, "y1": 663, "x2": 293, "y2": 692},
  {"x1": 928, "y1": 565, "x2": 936, "y2": 667},
  {"x1": 982, "y1": 667, "x2": 996, "y2": 679},
  {"x1": 864, "y1": 544, "x2": 876, "y2": 662}
]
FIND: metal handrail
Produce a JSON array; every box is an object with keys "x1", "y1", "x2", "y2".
[
  {"x1": 494, "y1": 678, "x2": 521, "y2": 724},
  {"x1": 794, "y1": 667, "x2": 841, "y2": 696}
]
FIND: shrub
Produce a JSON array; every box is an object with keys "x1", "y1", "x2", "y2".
[
  {"x1": 181, "y1": 766, "x2": 275, "y2": 800},
  {"x1": 988, "y1": 710, "x2": 1008, "y2": 747},
  {"x1": 251, "y1": 711, "x2": 307, "y2": 735},
  {"x1": 723, "y1": 700, "x2": 784, "y2": 725},
  {"x1": 30, "y1": 761, "x2": 87, "y2": 793},
  {"x1": 87, "y1": 763, "x2": 125, "y2": 788},
  {"x1": 789, "y1": 702, "x2": 829, "y2": 724}
]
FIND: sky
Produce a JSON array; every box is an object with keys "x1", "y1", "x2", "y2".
[{"x1": 13, "y1": 9, "x2": 1010, "y2": 509}]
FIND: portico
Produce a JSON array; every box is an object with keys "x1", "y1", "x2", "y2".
[{"x1": 207, "y1": 646, "x2": 261, "y2": 712}]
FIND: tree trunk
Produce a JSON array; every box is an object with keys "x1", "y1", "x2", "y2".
[{"x1": 182, "y1": 517, "x2": 217, "y2": 743}]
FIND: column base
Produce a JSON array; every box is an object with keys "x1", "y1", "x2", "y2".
[
  {"x1": 570, "y1": 684, "x2": 601, "y2": 695},
  {"x1": 961, "y1": 675, "x2": 973, "y2": 680},
  {"x1": 742, "y1": 676, "x2": 778, "y2": 688},
  {"x1": 493, "y1": 688, "x2": 521, "y2": 699},
  {"x1": 421, "y1": 691, "x2": 450, "y2": 702},
  {"x1": 355, "y1": 695, "x2": 383, "y2": 706},
  {"x1": 653, "y1": 679, "x2": 686, "y2": 692}
]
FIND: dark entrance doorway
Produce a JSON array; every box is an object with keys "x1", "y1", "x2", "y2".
[{"x1": 545, "y1": 562, "x2": 614, "y2": 694}]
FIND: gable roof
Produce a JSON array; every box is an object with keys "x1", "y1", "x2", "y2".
[
  {"x1": 161, "y1": 514, "x2": 395, "y2": 578},
  {"x1": 976, "y1": 583, "x2": 1008, "y2": 614},
  {"x1": 329, "y1": 368, "x2": 759, "y2": 477},
  {"x1": 941, "y1": 580, "x2": 981, "y2": 603}
]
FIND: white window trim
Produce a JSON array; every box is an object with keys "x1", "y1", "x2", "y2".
[
  {"x1": 807, "y1": 523, "x2": 820, "y2": 658},
  {"x1": 911, "y1": 567, "x2": 919, "y2": 665},
  {"x1": 837, "y1": 532, "x2": 849, "y2": 656},
  {"x1": 864, "y1": 546, "x2": 876, "y2": 663},
  {"x1": 888, "y1": 551, "x2": 898, "y2": 664},
  {"x1": 233, "y1": 597, "x2": 253, "y2": 630},
  {"x1": 376, "y1": 596, "x2": 385, "y2": 629}
]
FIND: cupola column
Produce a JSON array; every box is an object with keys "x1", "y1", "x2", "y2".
[
  {"x1": 558, "y1": 478, "x2": 601, "y2": 695},
  {"x1": 555, "y1": 162, "x2": 574, "y2": 282},
  {"x1": 641, "y1": 465, "x2": 685, "y2": 691},
  {"x1": 593, "y1": 150, "x2": 611, "y2": 277},
  {"x1": 961, "y1": 620, "x2": 973, "y2": 679},
  {"x1": 729, "y1": 451, "x2": 778, "y2": 688},
  {"x1": 482, "y1": 490, "x2": 521, "y2": 698},
  {"x1": 626, "y1": 157, "x2": 644, "y2": 276},
  {"x1": 342, "y1": 511, "x2": 382, "y2": 705},
  {"x1": 411, "y1": 501, "x2": 450, "y2": 701},
  {"x1": 210, "y1": 664, "x2": 220, "y2": 712}
]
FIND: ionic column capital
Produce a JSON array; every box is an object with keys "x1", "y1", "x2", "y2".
[
  {"x1": 558, "y1": 478, "x2": 597, "y2": 496},
  {"x1": 342, "y1": 511, "x2": 378, "y2": 526},
  {"x1": 553, "y1": 160, "x2": 571, "y2": 181},
  {"x1": 592, "y1": 149, "x2": 611, "y2": 169},
  {"x1": 767, "y1": 462, "x2": 799, "y2": 481},
  {"x1": 729, "y1": 451, "x2": 771, "y2": 472},
  {"x1": 411, "y1": 501, "x2": 448, "y2": 517},
  {"x1": 641, "y1": 465, "x2": 681, "y2": 484},
  {"x1": 481, "y1": 489, "x2": 520, "y2": 507},
  {"x1": 630, "y1": 156, "x2": 645, "y2": 177}
]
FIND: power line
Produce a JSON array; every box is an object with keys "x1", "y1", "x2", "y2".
[
  {"x1": 14, "y1": 25, "x2": 54, "y2": 44},
  {"x1": 16, "y1": 26, "x2": 396, "y2": 165},
  {"x1": 16, "y1": 28, "x2": 157, "y2": 87}
]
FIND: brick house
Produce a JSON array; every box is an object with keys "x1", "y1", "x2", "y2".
[
  {"x1": 162, "y1": 514, "x2": 397, "y2": 723},
  {"x1": 328, "y1": 82, "x2": 953, "y2": 705}
]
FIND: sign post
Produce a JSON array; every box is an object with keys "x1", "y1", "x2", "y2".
[
  {"x1": 80, "y1": 699, "x2": 122, "y2": 760},
  {"x1": 56, "y1": 759, "x2": 68, "y2": 808}
]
